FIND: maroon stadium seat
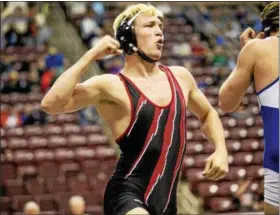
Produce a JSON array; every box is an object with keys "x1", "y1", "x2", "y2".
[
  {"x1": 12, "y1": 195, "x2": 32, "y2": 212},
  {"x1": 54, "y1": 192, "x2": 72, "y2": 211},
  {"x1": 247, "y1": 165, "x2": 264, "y2": 179},
  {"x1": 241, "y1": 139, "x2": 262, "y2": 151},
  {"x1": 28, "y1": 137, "x2": 48, "y2": 149},
  {"x1": 34, "y1": 194, "x2": 57, "y2": 211},
  {"x1": 38, "y1": 161, "x2": 58, "y2": 179},
  {"x1": 13, "y1": 150, "x2": 34, "y2": 164},
  {"x1": 252, "y1": 151, "x2": 263, "y2": 165},
  {"x1": 87, "y1": 134, "x2": 109, "y2": 146},
  {"x1": 68, "y1": 174, "x2": 90, "y2": 193},
  {"x1": 34, "y1": 149, "x2": 55, "y2": 162},
  {"x1": 1, "y1": 164, "x2": 16, "y2": 184},
  {"x1": 5, "y1": 180, "x2": 24, "y2": 196},
  {"x1": 25, "y1": 177, "x2": 45, "y2": 195},
  {"x1": 231, "y1": 152, "x2": 254, "y2": 166},
  {"x1": 228, "y1": 128, "x2": 248, "y2": 139},
  {"x1": 248, "y1": 127, "x2": 264, "y2": 138},
  {"x1": 48, "y1": 136, "x2": 67, "y2": 148},
  {"x1": 82, "y1": 125, "x2": 102, "y2": 134},
  {"x1": 224, "y1": 166, "x2": 247, "y2": 181},
  {"x1": 185, "y1": 142, "x2": 204, "y2": 155},
  {"x1": 62, "y1": 124, "x2": 81, "y2": 135},
  {"x1": 59, "y1": 162, "x2": 80, "y2": 177},
  {"x1": 8, "y1": 138, "x2": 28, "y2": 150},
  {"x1": 68, "y1": 135, "x2": 87, "y2": 147},
  {"x1": 208, "y1": 197, "x2": 236, "y2": 212},
  {"x1": 0, "y1": 197, "x2": 11, "y2": 212},
  {"x1": 6, "y1": 128, "x2": 24, "y2": 138},
  {"x1": 24, "y1": 125, "x2": 44, "y2": 137},
  {"x1": 74, "y1": 147, "x2": 95, "y2": 160},
  {"x1": 44, "y1": 125, "x2": 62, "y2": 136},
  {"x1": 226, "y1": 140, "x2": 242, "y2": 152},
  {"x1": 55, "y1": 148, "x2": 75, "y2": 161},
  {"x1": 17, "y1": 165, "x2": 37, "y2": 179},
  {"x1": 46, "y1": 177, "x2": 67, "y2": 194}
]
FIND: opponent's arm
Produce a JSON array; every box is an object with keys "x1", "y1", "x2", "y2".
[
  {"x1": 41, "y1": 35, "x2": 122, "y2": 114},
  {"x1": 219, "y1": 27, "x2": 264, "y2": 113},
  {"x1": 219, "y1": 41, "x2": 257, "y2": 113}
]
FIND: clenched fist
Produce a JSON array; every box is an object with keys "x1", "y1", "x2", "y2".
[
  {"x1": 91, "y1": 35, "x2": 123, "y2": 60},
  {"x1": 202, "y1": 148, "x2": 229, "y2": 181},
  {"x1": 239, "y1": 27, "x2": 265, "y2": 48}
]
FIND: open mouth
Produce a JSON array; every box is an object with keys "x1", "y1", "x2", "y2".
[{"x1": 156, "y1": 39, "x2": 163, "y2": 48}]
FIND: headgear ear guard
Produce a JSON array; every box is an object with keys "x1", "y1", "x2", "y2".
[
  {"x1": 116, "y1": 19, "x2": 137, "y2": 55},
  {"x1": 116, "y1": 13, "x2": 159, "y2": 63}
]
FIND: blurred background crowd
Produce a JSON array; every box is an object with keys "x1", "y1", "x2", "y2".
[{"x1": 1, "y1": 1, "x2": 268, "y2": 215}]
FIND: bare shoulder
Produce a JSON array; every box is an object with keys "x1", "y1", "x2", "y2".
[
  {"x1": 242, "y1": 39, "x2": 270, "y2": 56},
  {"x1": 83, "y1": 73, "x2": 122, "y2": 90},
  {"x1": 168, "y1": 66, "x2": 196, "y2": 86}
]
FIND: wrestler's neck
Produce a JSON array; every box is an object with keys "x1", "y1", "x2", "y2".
[
  {"x1": 269, "y1": 31, "x2": 279, "y2": 37},
  {"x1": 123, "y1": 54, "x2": 160, "y2": 78}
]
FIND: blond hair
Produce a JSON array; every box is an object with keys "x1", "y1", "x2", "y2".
[{"x1": 113, "y1": 4, "x2": 163, "y2": 35}]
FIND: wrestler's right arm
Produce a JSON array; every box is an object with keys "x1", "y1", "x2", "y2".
[{"x1": 41, "y1": 35, "x2": 122, "y2": 115}]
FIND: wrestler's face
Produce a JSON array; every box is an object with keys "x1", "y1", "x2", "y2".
[{"x1": 134, "y1": 14, "x2": 164, "y2": 60}]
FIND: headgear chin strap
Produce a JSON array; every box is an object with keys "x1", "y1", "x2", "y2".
[{"x1": 116, "y1": 12, "x2": 159, "y2": 63}]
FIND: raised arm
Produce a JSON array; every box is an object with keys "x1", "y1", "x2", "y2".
[
  {"x1": 219, "y1": 28, "x2": 264, "y2": 113},
  {"x1": 41, "y1": 35, "x2": 122, "y2": 114},
  {"x1": 218, "y1": 41, "x2": 257, "y2": 112}
]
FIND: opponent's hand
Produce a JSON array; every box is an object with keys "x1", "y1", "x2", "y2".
[
  {"x1": 202, "y1": 148, "x2": 229, "y2": 181},
  {"x1": 239, "y1": 27, "x2": 265, "y2": 48},
  {"x1": 91, "y1": 35, "x2": 123, "y2": 60}
]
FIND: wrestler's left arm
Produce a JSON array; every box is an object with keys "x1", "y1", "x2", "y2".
[
  {"x1": 219, "y1": 40, "x2": 257, "y2": 113},
  {"x1": 178, "y1": 67, "x2": 229, "y2": 181}
]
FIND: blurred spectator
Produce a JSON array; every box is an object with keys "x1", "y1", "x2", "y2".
[
  {"x1": 233, "y1": 178, "x2": 254, "y2": 212},
  {"x1": 252, "y1": 179, "x2": 264, "y2": 211},
  {"x1": 30, "y1": 4, "x2": 52, "y2": 46},
  {"x1": 80, "y1": 8, "x2": 103, "y2": 47},
  {"x1": 1, "y1": 71, "x2": 31, "y2": 94},
  {"x1": 3, "y1": 6, "x2": 30, "y2": 47},
  {"x1": 225, "y1": 20, "x2": 241, "y2": 39},
  {"x1": 79, "y1": 106, "x2": 99, "y2": 125},
  {"x1": 212, "y1": 46, "x2": 227, "y2": 67},
  {"x1": 29, "y1": 62, "x2": 40, "y2": 87},
  {"x1": 45, "y1": 46, "x2": 65, "y2": 70},
  {"x1": 22, "y1": 104, "x2": 47, "y2": 126},
  {"x1": 91, "y1": 2, "x2": 105, "y2": 17},
  {"x1": 2, "y1": 106, "x2": 22, "y2": 129},
  {"x1": 212, "y1": 66, "x2": 228, "y2": 86},
  {"x1": 227, "y1": 55, "x2": 236, "y2": 71},
  {"x1": 190, "y1": 34, "x2": 206, "y2": 57},
  {"x1": 0, "y1": 54, "x2": 14, "y2": 73},
  {"x1": 172, "y1": 41, "x2": 192, "y2": 57},
  {"x1": 67, "y1": 2, "x2": 88, "y2": 17},
  {"x1": 69, "y1": 195, "x2": 88, "y2": 215},
  {"x1": 1, "y1": 2, "x2": 28, "y2": 18},
  {"x1": 40, "y1": 68, "x2": 55, "y2": 93},
  {"x1": 0, "y1": 104, "x2": 9, "y2": 127},
  {"x1": 23, "y1": 201, "x2": 40, "y2": 215},
  {"x1": 236, "y1": 6, "x2": 248, "y2": 30}
]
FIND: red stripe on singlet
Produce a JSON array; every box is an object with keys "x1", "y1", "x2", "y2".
[
  {"x1": 163, "y1": 69, "x2": 187, "y2": 212},
  {"x1": 125, "y1": 106, "x2": 163, "y2": 178},
  {"x1": 144, "y1": 77, "x2": 177, "y2": 204}
]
